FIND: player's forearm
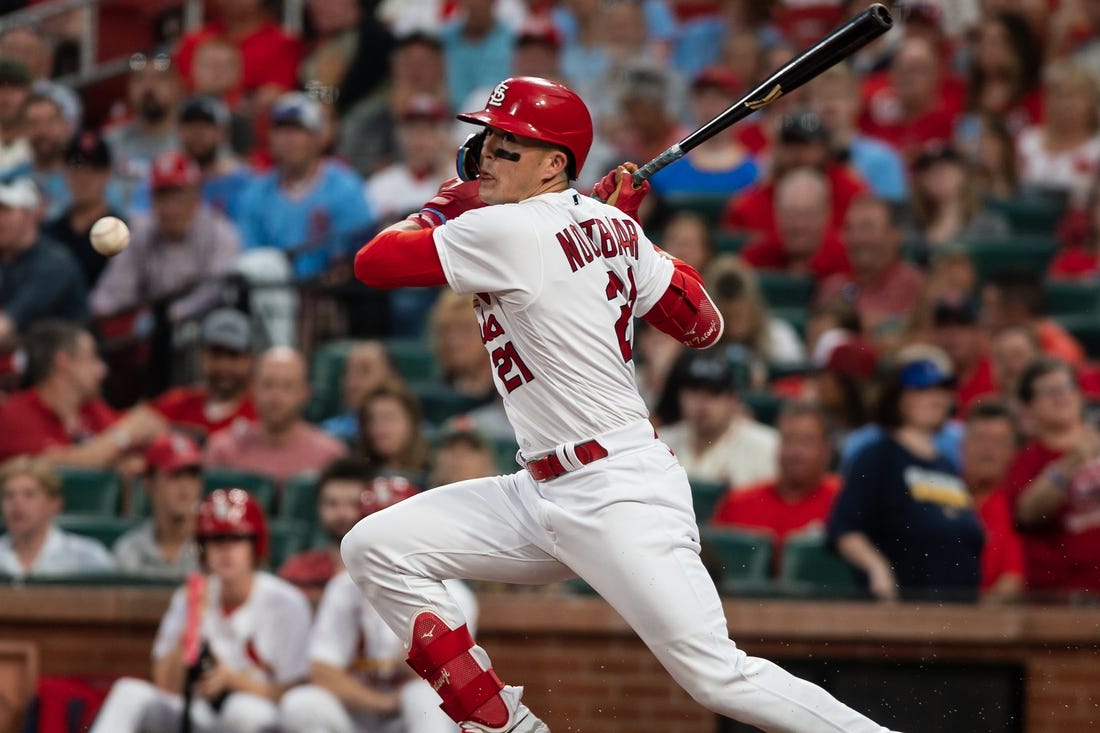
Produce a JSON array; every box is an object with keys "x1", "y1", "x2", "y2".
[
  {"x1": 640, "y1": 258, "x2": 723, "y2": 349},
  {"x1": 310, "y1": 661, "x2": 400, "y2": 713},
  {"x1": 353, "y1": 227, "x2": 448, "y2": 289}
]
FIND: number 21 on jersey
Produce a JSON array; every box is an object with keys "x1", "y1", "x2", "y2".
[
  {"x1": 606, "y1": 266, "x2": 637, "y2": 362},
  {"x1": 477, "y1": 303, "x2": 535, "y2": 394}
]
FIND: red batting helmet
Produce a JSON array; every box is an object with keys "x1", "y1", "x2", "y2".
[
  {"x1": 457, "y1": 76, "x2": 593, "y2": 179},
  {"x1": 360, "y1": 475, "x2": 420, "y2": 518},
  {"x1": 196, "y1": 488, "x2": 269, "y2": 561}
]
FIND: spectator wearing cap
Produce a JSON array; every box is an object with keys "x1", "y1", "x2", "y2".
[
  {"x1": 205, "y1": 346, "x2": 347, "y2": 485},
  {"x1": 235, "y1": 92, "x2": 373, "y2": 278},
  {"x1": 113, "y1": 433, "x2": 203, "y2": 578},
  {"x1": 908, "y1": 143, "x2": 1008, "y2": 251},
  {"x1": 277, "y1": 456, "x2": 376, "y2": 603},
  {"x1": 722, "y1": 110, "x2": 868, "y2": 237},
  {"x1": 658, "y1": 352, "x2": 779, "y2": 488},
  {"x1": 0, "y1": 59, "x2": 32, "y2": 181},
  {"x1": 817, "y1": 196, "x2": 925, "y2": 341},
  {"x1": 364, "y1": 95, "x2": 451, "y2": 225},
  {"x1": 340, "y1": 32, "x2": 446, "y2": 178},
  {"x1": 176, "y1": 95, "x2": 251, "y2": 220},
  {"x1": 440, "y1": 0, "x2": 515, "y2": 109},
  {"x1": 23, "y1": 92, "x2": 74, "y2": 220},
  {"x1": 1003, "y1": 358, "x2": 1100, "y2": 593},
  {"x1": 828, "y1": 353, "x2": 984, "y2": 602},
  {"x1": 930, "y1": 294, "x2": 996, "y2": 413},
  {"x1": 174, "y1": 0, "x2": 303, "y2": 104},
  {"x1": 981, "y1": 268, "x2": 1086, "y2": 367},
  {"x1": 858, "y1": 36, "x2": 962, "y2": 162},
  {"x1": 0, "y1": 320, "x2": 166, "y2": 466},
  {"x1": 646, "y1": 68, "x2": 758, "y2": 199},
  {"x1": 90, "y1": 150, "x2": 241, "y2": 325},
  {"x1": 429, "y1": 417, "x2": 499, "y2": 487},
  {"x1": 806, "y1": 64, "x2": 907, "y2": 203},
  {"x1": 0, "y1": 455, "x2": 114, "y2": 579},
  {"x1": 739, "y1": 168, "x2": 852, "y2": 281},
  {"x1": 711, "y1": 402, "x2": 841, "y2": 574},
  {"x1": 319, "y1": 340, "x2": 397, "y2": 443},
  {"x1": 150, "y1": 308, "x2": 258, "y2": 441},
  {"x1": 42, "y1": 129, "x2": 126, "y2": 290},
  {"x1": 0, "y1": 178, "x2": 87, "y2": 340},
  {"x1": 103, "y1": 53, "x2": 182, "y2": 210}
]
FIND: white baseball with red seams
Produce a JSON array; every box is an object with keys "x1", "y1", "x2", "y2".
[
  {"x1": 342, "y1": 189, "x2": 901, "y2": 733},
  {"x1": 90, "y1": 216, "x2": 130, "y2": 257}
]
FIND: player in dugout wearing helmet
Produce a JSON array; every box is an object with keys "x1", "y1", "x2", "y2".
[
  {"x1": 345, "y1": 77, "x2": 898, "y2": 733},
  {"x1": 90, "y1": 489, "x2": 312, "y2": 733}
]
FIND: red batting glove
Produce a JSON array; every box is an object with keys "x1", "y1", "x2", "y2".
[
  {"x1": 406, "y1": 177, "x2": 486, "y2": 229},
  {"x1": 592, "y1": 162, "x2": 650, "y2": 222}
]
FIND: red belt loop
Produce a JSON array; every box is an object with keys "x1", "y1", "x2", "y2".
[{"x1": 525, "y1": 439, "x2": 609, "y2": 481}]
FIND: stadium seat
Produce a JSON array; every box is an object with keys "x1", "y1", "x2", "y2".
[
  {"x1": 281, "y1": 473, "x2": 319, "y2": 527},
  {"x1": 689, "y1": 479, "x2": 727, "y2": 524},
  {"x1": 741, "y1": 390, "x2": 785, "y2": 426},
  {"x1": 562, "y1": 577, "x2": 600, "y2": 596},
  {"x1": 1054, "y1": 314, "x2": 1100, "y2": 359},
  {"x1": 984, "y1": 195, "x2": 1066, "y2": 235},
  {"x1": 409, "y1": 382, "x2": 484, "y2": 427},
  {"x1": 55, "y1": 515, "x2": 137, "y2": 549},
  {"x1": 662, "y1": 193, "x2": 729, "y2": 228},
  {"x1": 55, "y1": 468, "x2": 122, "y2": 516},
  {"x1": 23, "y1": 571, "x2": 177, "y2": 586},
  {"x1": 756, "y1": 272, "x2": 815, "y2": 308},
  {"x1": 384, "y1": 339, "x2": 437, "y2": 381},
  {"x1": 961, "y1": 236, "x2": 1059, "y2": 284},
  {"x1": 699, "y1": 526, "x2": 773, "y2": 591},
  {"x1": 268, "y1": 519, "x2": 309, "y2": 571},
  {"x1": 203, "y1": 468, "x2": 277, "y2": 514},
  {"x1": 306, "y1": 339, "x2": 357, "y2": 422},
  {"x1": 779, "y1": 531, "x2": 859, "y2": 595},
  {"x1": 1043, "y1": 280, "x2": 1100, "y2": 316},
  {"x1": 715, "y1": 231, "x2": 749, "y2": 255},
  {"x1": 770, "y1": 306, "x2": 807, "y2": 336},
  {"x1": 491, "y1": 438, "x2": 521, "y2": 473}
]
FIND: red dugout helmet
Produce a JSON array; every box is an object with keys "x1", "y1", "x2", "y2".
[
  {"x1": 196, "y1": 488, "x2": 269, "y2": 561},
  {"x1": 360, "y1": 475, "x2": 420, "y2": 518},
  {"x1": 456, "y1": 76, "x2": 593, "y2": 180}
]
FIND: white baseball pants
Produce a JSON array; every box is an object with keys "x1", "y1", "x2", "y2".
[
  {"x1": 89, "y1": 677, "x2": 280, "y2": 733},
  {"x1": 280, "y1": 680, "x2": 460, "y2": 733},
  {"x1": 342, "y1": 420, "x2": 899, "y2": 733}
]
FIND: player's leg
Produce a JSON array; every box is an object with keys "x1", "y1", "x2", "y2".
[
  {"x1": 342, "y1": 474, "x2": 569, "y2": 733},
  {"x1": 551, "y1": 445, "x2": 896, "y2": 733},
  {"x1": 280, "y1": 684, "x2": 357, "y2": 733},
  {"x1": 216, "y1": 691, "x2": 280, "y2": 732},
  {"x1": 88, "y1": 678, "x2": 216, "y2": 733}
]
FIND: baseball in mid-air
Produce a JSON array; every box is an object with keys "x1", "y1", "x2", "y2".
[{"x1": 90, "y1": 216, "x2": 130, "y2": 257}]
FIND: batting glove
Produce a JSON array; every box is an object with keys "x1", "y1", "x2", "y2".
[
  {"x1": 406, "y1": 177, "x2": 486, "y2": 229},
  {"x1": 592, "y1": 162, "x2": 650, "y2": 222}
]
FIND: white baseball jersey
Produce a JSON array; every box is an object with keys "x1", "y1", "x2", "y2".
[
  {"x1": 311, "y1": 573, "x2": 478, "y2": 685},
  {"x1": 434, "y1": 189, "x2": 674, "y2": 455},
  {"x1": 153, "y1": 571, "x2": 312, "y2": 687}
]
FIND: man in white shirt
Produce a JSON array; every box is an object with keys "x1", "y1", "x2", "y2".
[
  {"x1": 659, "y1": 351, "x2": 779, "y2": 488},
  {"x1": 0, "y1": 455, "x2": 114, "y2": 579}
]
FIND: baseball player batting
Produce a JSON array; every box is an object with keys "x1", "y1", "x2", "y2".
[{"x1": 345, "y1": 77, "x2": 900, "y2": 733}]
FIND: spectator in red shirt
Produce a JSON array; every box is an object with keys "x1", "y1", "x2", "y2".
[
  {"x1": 980, "y1": 268, "x2": 1086, "y2": 366},
  {"x1": 930, "y1": 294, "x2": 996, "y2": 412},
  {"x1": 960, "y1": 400, "x2": 1026, "y2": 602},
  {"x1": 723, "y1": 111, "x2": 867, "y2": 235},
  {"x1": 0, "y1": 320, "x2": 165, "y2": 466},
  {"x1": 1049, "y1": 183, "x2": 1100, "y2": 281},
  {"x1": 1004, "y1": 358, "x2": 1100, "y2": 594},
  {"x1": 150, "y1": 308, "x2": 257, "y2": 441},
  {"x1": 278, "y1": 456, "x2": 375, "y2": 603},
  {"x1": 817, "y1": 195, "x2": 925, "y2": 340},
  {"x1": 740, "y1": 167, "x2": 851, "y2": 280},
  {"x1": 710, "y1": 402, "x2": 840, "y2": 575}
]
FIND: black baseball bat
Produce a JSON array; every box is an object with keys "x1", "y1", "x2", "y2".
[{"x1": 632, "y1": 3, "x2": 893, "y2": 187}]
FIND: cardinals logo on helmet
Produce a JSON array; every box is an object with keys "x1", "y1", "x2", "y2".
[{"x1": 487, "y1": 81, "x2": 509, "y2": 108}]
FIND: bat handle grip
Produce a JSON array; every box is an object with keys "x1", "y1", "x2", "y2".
[{"x1": 632, "y1": 144, "x2": 684, "y2": 188}]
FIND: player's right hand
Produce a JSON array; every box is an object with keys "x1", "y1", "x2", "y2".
[
  {"x1": 406, "y1": 177, "x2": 486, "y2": 229},
  {"x1": 592, "y1": 162, "x2": 650, "y2": 222}
]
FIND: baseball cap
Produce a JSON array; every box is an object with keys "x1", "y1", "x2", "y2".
[
  {"x1": 201, "y1": 308, "x2": 253, "y2": 352},
  {"x1": 691, "y1": 67, "x2": 742, "y2": 96},
  {"x1": 64, "y1": 129, "x2": 112, "y2": 169},
  {"x1": 779, "y1": 111, "x2": 830, "y2": 145},
  {"x1": 0, "y1": 59, "x2": 31, "y2": 87},
  {"x1": 0, "y1": 178, "x2": 40, "y2": 210},
  {"x1": 899, "y1": 358, "x2": 956, "y2": 390},
  {"x1": 145, "y1": 432, "x2": 203, "y2": 474},
  {"x1": 397, "y1": 94, "x2": 448, "y2": 122},
  {"x1": 932, "y1": 294, "x2": 979, "y2": 327},
  {"x1": 516, "y1": 20, "x2": 563, "y2": 49},
  {"x1": 179, "y1": 95, "x2": 229, "y2": 127},
  {"x1": 271, "y1": 92, "x2": 324, "y2": 132},
  {"x1": 812, "y1": 329, "x2": 878, "y2": 379},
  {"x1": 680, "y1": 352, "x2": 737, "y2": 393},
  {"x1": 150, "y1": 150, "x2": 201, "y2": 191}
]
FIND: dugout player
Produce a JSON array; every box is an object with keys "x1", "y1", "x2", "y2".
[
  {"x1": 90, "y1": 489, "x2": 311, "y2": 732},
  {"x1": 343, "y1": 77, "x2": 899, "y2": 733}
]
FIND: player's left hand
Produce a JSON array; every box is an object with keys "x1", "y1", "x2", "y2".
[
  {"x1": 406, "y1": 177, "x2": 486, "y2": 229},
  {"x1": 195, "y1": 661, "x2": 234, "y2": 699},
  {"x1": 592, "y1": 162, "x2": 649, "y2": 222}
]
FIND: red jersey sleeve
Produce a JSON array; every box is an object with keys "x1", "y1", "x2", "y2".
[{"x1": 354, "y1": 228, "x2": 448, "y2": 289}]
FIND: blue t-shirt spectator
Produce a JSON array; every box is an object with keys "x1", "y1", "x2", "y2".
[
  {"x1": 650, "y1": 155, "x2": 759, "y2": 198},
  {"x1": 440, "y1": 20, "x2": 515, "y2": 110},
  {"x1": 235, "y1": 160, "x2": 373, "y2": 278},
  {"x1": 828, "y1": 436, "x2": 984, "y2": 601},
  {"x1": 847, "y1": 135, "x2": 909, "y2": 203}
]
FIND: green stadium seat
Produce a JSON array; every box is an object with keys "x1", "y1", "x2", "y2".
[
  {"x1": 203, "y1": 468, "x2": 277, "y2": 514},
  {"x1": 24, "y1": 571, "x2": 178, "y2": 586},
  {"x1": 491, "y1": 438, "x2": 520, "y2": 473},
  {"x1": 55, "y1": 467, "x2": 122, "y2": 516},
  {"x1": 984, "y1": 195, "x2": 1065, "y2": 235},
  {"x1": 410, "y1": 382, "x2": 484, "y2": 427},
  {"x1": 1054, "y1": 314, "x2": 1100, "y2": 359},
  {"x1": 961, "y1": 236, "x2": 1059, "y2": 284},
  {"x1": 562, "y1": 577, "x2": 600, "y2": 596},
  {"x1": 281, "y1": 473, "x2": 319, "y2": 527},
  {"x1": 715, "y1": 231, "x2": 749, "y2": 255},
  {"x1": 268, "y1": 519, "x2": 309, "y2": 570},
  {"x1": 740, "y1": 390, "x2": 785, "y2": 426},
  {"x1": 768, "y1": 361, "x2": 812, "y2": 383},
  {"x1": 779, "y1": 531, "x2": 858, "y2": 595},
  {"x1": 662, "y1": 193, "x2": 729, "y2": 228},
  {"x1": 770, "y1": 306, "x2": 807, "y2": 337},
  {"x1": 1044, "y1": 280, "x2": 1100, "y2": 316},
  {"x1": 55, "y1": 514, "x2": 137, "y2": 549},
  {"x1": 756, "y1": 272, "x2": 815, "y2": 308},
  {"x1": 306, "y1": 339, "x2": 358, "y2": 422},
  {"x1": 689, "y1": 479, "x2": 727, "y2": 524},
  {"x1": 385, "y1": 339, "x2": 437, "y2": 381},
  {"x1": 700, "y1": 526, "x2": 774, "y2": 591}
]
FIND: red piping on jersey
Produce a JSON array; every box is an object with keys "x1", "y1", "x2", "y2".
[
  {"x1": 354, "y1": 228, "x2": 448, "y2": 289},
  {"x1": 642, "y1": 257, "x2": 724, "y2": 349}
]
